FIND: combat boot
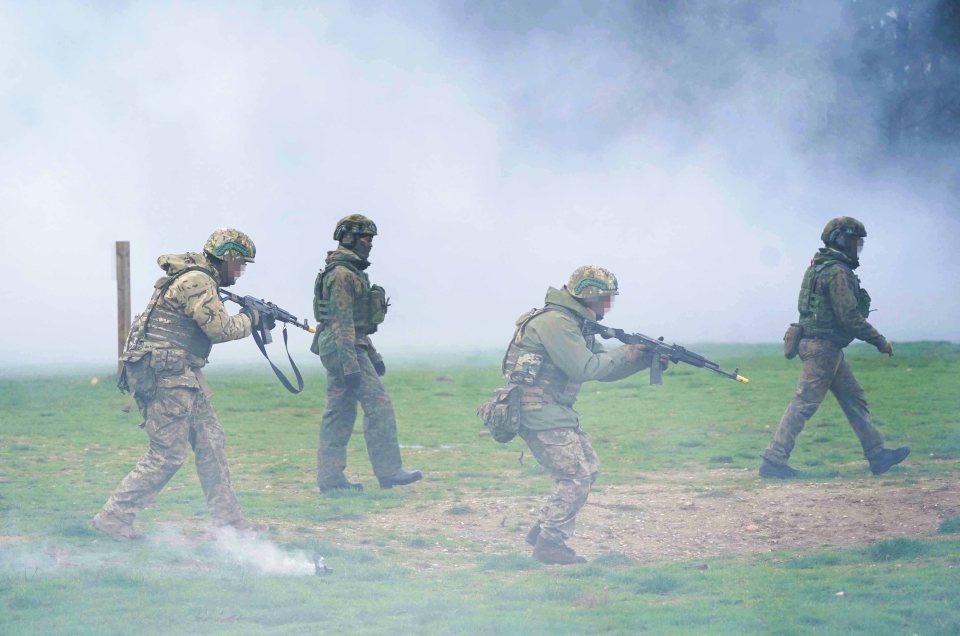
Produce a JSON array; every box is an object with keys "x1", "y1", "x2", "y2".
[
  {"x1": 532, "y1": 536, "x2": 587, "y2": 565},
  {"x1": 759, "y1": 459, "x2": 799, "y2": 479},
  {"x1": 869, "y1": 446, "x2": 911, "y2": 475},
  {"x1": 526, "y1": 522, "x2": 541, "y2": 547},
  {"x1": 92, "y1": 511, "x2": 143, "y2": 541},
  {"x1": 318, "y1": 477, "x2": 364, "y2": 493},
  {"x1": 377, "y1": 468, "x2": 423, "y2": 489}
]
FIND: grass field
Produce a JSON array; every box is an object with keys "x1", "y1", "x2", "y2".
[{"x1": 1, "y1": 343, "x2": 959, "y2": 634}]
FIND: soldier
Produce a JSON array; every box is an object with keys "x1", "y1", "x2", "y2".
[
  {"x1": 505, "y1": 266, "x2": 659, "y2": 565},
  {"x1": 311, "y1": 214, "x2": 421, "y2": 492},
  {"x1": 93, "y1": 228, "x2": 266, "y2": 540},
  {"x1": 760, "y1": 217, "x2": 910, "y2": 478}
]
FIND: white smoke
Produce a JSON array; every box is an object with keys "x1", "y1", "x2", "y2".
[{"x1": 207, "y1": 526, "x2": 319, "y2": 576}]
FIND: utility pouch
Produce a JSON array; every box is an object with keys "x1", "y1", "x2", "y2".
[
  {"x1": 369, "y1": 285, "x2": 389, "y2": 327},
  {"x1": 122, "y1": 355, "x2": 157, "y2": 401},
  {"x1": 477, "y1": 384, "x2": 521, "y2": 443},
  {"x1": 857, "y1": 287, "x2": 872, "y2": 318},
  {"x1": 783, "y1": 323, "x2": 803, "y2": 359}
]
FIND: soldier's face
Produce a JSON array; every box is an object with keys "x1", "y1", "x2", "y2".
[
  {"x1": 586, "y1": 295, "x2": 615, "y2": 320},
  {"x1": 354, "y1": 234, "x2": 374, "y2": 258},
  {"x1": 856, "y1": 237, "x2": 864, "y2": 256},
  {"x1": 223, "y1": 260, "x2": 246, "y2": 286}
]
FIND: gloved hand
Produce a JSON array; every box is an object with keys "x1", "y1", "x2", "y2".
[
  {"x1": 344, "y1": 371, "x2": 362, "y2": 392},
  {"x1": 878, "y1": 341, "x2": 894, "y2": 356},
  {"x1": 241, "y1": 306, "x2": 260, "y2": 328},
  {"x1": 373, "y1": 359, "x2": 386, "y2": 377},
  {"x1": 261, "y1": 311, "x2": 277, "y2": 331}
]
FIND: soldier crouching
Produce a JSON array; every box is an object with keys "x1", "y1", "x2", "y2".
[{"x1": 506, "y1": 266, "x2": 659, "y2": 565}]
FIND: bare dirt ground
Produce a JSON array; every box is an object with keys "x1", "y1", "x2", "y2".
[{"x1": 318, "y1": 466, "x2": 960, "y2": 568}]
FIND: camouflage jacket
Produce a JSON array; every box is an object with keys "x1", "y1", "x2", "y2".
[
  {"x1": 510, "y1": 286, "x2": 651, "y2": 431},
  {"x1": 797, "y1": 248, "x2": 887, "y2": 350},
  {"x1": 123, "y1": 252, "x2": 252, "y2": 390},
  {"x1": 310, "y1": 247, "x2": 382, "y2": 376}
]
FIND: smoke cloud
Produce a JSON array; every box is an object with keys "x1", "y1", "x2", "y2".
[{"x1": 0, "y1": 1, "x2": 957, "y2": 368}]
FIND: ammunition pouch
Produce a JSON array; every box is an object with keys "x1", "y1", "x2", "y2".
[
  {"x1": 149, "y1": 349, "x2": 188, "y2": 376},
  {"x1": 369, "y1": 284, "x2": 388, "y2": 329},
  {"x1": 783, "y1": 323, "x2": 803, "y2": 359},
  {"x1": 857, "y1": 287, "x2": 872, "y2": 318},
  {"x1": 477, "y1": 384, "x2": 521, "y2": 443}
]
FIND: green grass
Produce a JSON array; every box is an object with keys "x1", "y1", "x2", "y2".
[{"x1": 1, "y1": 342, "x2": 959, "y2": 634}]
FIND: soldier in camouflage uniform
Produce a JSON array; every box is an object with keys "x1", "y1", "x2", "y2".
[
  {"x1": 92, "y1": 229, "x2": 266, "y2": 540},
  {"x1": 760, "y1": 217, "x2": 910, "y2": 479},
  {"x1": 311, "y1": 214, "x2": 421, "y2": 492},
  {"x1": 505, "y1": 266, "x2": 659, "y2": 565}
]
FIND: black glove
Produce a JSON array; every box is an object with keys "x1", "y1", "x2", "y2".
[
  {"x1": 240, "y1": 306, "x2": 260, "y2": 328},
  {"x1": 373, "y1": 359, "x2": 386, "y2": 377},
  {"x1": 262, "y1": 311, "x2": 277, "y2": 331},
  {"x1": 344, "y1": 371, "x2": 362, "y2": 392}
]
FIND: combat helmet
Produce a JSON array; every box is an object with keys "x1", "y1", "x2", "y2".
[
  {"x1": 333, "y1": 214, "x2": 378, "y2": 242},
  {"x1": 821, "y1": 216, "x2": 867, "y2": 246},
  {"x1": 203, "y1": 228, "x2": 256, "y2": 263},
  {"x1": 566, "y1": 265, "x2": 619, "y2": 299}
]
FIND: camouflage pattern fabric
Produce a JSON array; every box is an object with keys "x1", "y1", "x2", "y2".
[
  {"x1": 101, "y1": 385, "x2": 243, "y2": 525},
  {"x1": 506, "y1": 283, "x2": 650, "y2": 545},
  {"x1": 512, "y1": 286, "x2": 652, "y2": 431},
  {"x1": 519, "y1": 426, "x2": 599, "y2": 543},
  {"x1": 762, "y1": 338, "x2": 885, "y2": 465},
  {"x1": 98, "y1": 252, "x2": 253, "y2": 529},
  {"x1": 311, "y1": 247, "x2": 380, "y2": 377},
  {"x1": 312, "y1": 246, "x2": 403, "y2": 487},
  {"x1": 317, "y1": 349, "x2": 402, "y2": 486},
  {"x1": 797, "y1": 248, "x2": 886, "y2": 350}
]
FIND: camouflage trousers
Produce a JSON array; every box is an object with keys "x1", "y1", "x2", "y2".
[
  {"x1": 763, "y1": 338, "x2": 885, "y2": 465},
  {"x1": 519, "y1": 426, "x2": 599, "y2": 543},
  {"x1": 317, "y1": 349, "x2": 402, "y2": 487},
  {"x1": 100, "y1": 386, "x2": 243, "y2": 525}
]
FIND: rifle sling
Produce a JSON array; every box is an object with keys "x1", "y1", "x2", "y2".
[{"x1": 251, "y1": 325, "x2": 305, "y2": 394}]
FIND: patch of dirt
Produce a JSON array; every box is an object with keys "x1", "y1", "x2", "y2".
[{"x1": 315, "y1": 467, "x2": 960, "y2": 567}]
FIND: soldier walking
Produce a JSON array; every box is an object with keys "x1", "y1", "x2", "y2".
[
  {"x1": 504, "y1": 266, "x2": 658, "y2": 565},
  {"x1": 311, "y1": 215, "x2": 421, "y2": 492},
  {"x1": 93, "y1": 229, "x2": 266, "y2": 539},
  {"x1": 760, "y1": 217, "x2": 910, "y2": 478}
]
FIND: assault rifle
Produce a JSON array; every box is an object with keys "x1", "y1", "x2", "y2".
[
  {"x1": 219, "y1": 290, "x2": 316, "y2": 393},
  {"x1": 582, "y1": 320, "x2": 749, "y2": 385},
  {"x1": 219, "y1": 290, "x2": 315, "y2": 344}
]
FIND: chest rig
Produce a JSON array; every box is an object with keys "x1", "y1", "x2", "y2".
[
  {"x1": 501, "y1": 306, "x2": 592, "y2": 408},
  {"x1": 313, "y1": 261, "x2": 389, "y2": 334}
]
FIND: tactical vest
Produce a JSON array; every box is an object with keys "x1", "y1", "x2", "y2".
[
  {"x1": 126, "y1": 266, "x2": 216, "y2": 361},
  {"x1": 501, "y1": 306, "x2": 587, "y2": 407},
  {"x1": 313, "y1": 261, "x2": 388, "y2": 334},
  {"x1": 797, "y1": 260, "x2": 871, "y2": 344}
]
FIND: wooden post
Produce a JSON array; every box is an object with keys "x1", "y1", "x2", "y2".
[{"x1": 116, "y1": 241, "x2": 131, "y2": 375}]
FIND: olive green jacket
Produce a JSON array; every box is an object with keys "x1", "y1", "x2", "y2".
[{"x1": 516, "y1": 286, "x2": 651, "y2": 431}]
